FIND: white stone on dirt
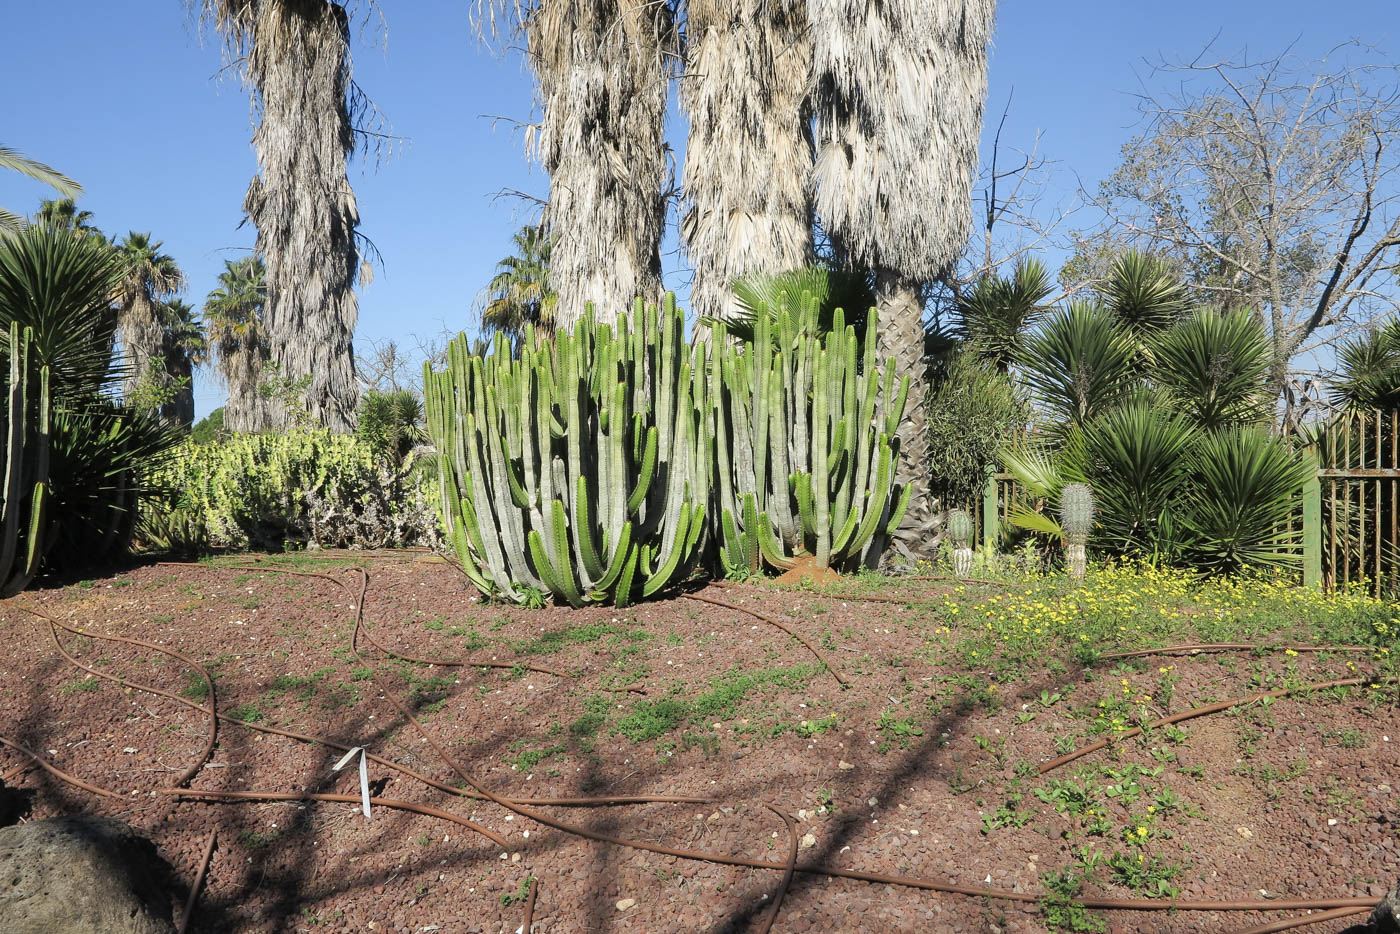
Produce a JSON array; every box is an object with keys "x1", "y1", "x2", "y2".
[{"x1": 616, "y1": 899, "x2": 636, "y2": 911}]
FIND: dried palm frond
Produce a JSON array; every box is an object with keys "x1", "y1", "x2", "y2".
[{"x1": 679, "y1": 0, "x2": 813, "y2": 322}]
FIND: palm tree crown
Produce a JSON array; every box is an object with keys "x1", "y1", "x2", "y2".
[
  {"x1": 481, "y1": 226, "x2": 555, "y2": 347},
  {"x1": 203, "y1": 256, "x2": 272, "y2": 432}
]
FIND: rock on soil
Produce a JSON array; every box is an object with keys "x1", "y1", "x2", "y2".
[{"x1": 0, "y1": 816, "x2": 177, "y2": 934}]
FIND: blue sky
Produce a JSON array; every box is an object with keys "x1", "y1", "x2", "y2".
[{"x1": 1, "y1": 1, "x2": 1393, "y2": 417}]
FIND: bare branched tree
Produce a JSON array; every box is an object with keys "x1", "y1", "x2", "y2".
[
  {"x1": 194, "y1": 0, "x2": 377, "y2": 432},
  {"x1": 679, "y1": 0, "x2": 813, "y2": 323},
  {"x1": 1074, "y1": 41, "x2": 1400, "y2": 422},
  {"x1": 809, "y1": 0, "x2": 996, "y2": 561}
]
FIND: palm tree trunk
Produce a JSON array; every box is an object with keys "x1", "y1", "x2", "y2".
[
  {"x1": 810, "y1": 0, "x2": 995, "y2": 561},
  {"x1": 163, "y1": 358, "x2": 196, "y2": 430},
  {"x1": 244, "y1": 0, "x2": 361, "y2": 432},
  {"x1": 120, "y1": 293, "x2": 165, "y2": 406},
  {"x1": 528, "y1": 0, "x2": 674, "y2": 330},
  {"x1": 680, "y1": 0, "x2": 812, "y2": 322},
  {"x1": 874, "y1": 270, "x2": 936, "y2": 561},
  {"x1": 221, "y1": 337, "x2": 272, "y2": 433}
]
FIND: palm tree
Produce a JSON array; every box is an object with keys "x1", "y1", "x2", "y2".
[
  {"x1": 481, "y1": 225, "x2": 555, "y2": 348},
  {"x1": 34, "y1": 198, "x2": 101, "y2": 239},
  {"x1": 194, "y1": 0, "x2": 364, "y2": 432},
  {"x1": 1, "y1": 145, "x2": 81, "y2": 229},
  {"x1": 513, "y1": 0, "x2": 677, "y2": 330},
  {"x1": 159, "y1": 299, "x2": 208, "y2": 430},
  {"x1": 115, "y1": 232, "x2": 186, "y2": 408},
  {"x1": 203, "y1": 256, "x2": 272, "y2": 432},
  {"x1": 809, "y1": 0, "x2": 996, "y2": 560},
  {"x1": 679, "y1": 0, "x2": 812, "y2": 323}
]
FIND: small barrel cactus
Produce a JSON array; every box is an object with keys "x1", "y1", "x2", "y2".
[
  {"x1": 1059, "y1": 483, "x2": 1094, "y2": 581},
  {"x1": 947, "y1": 508, "x2": 974, "y2": 577}
]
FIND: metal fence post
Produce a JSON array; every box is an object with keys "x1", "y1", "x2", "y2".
[
  {"x1": 1303, "y1": 468, "x2": 1322, "y2": 589},
  {"x1": 982, "y1": 468, "x2": 999, "y2": 554}
]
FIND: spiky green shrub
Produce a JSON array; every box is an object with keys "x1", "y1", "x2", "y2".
[
  {"x1": 146, "y1": 431, "x2": 438, "y2": 552},
  {"x1": 425, "y1": 295, "x2": 709, "y2": 606},
  {"x1": 0, "y1": 222, "x2": 179, "y2": 570},
  {"x1": 708, "y1": 297, "x2": 911, "y2": 575}
]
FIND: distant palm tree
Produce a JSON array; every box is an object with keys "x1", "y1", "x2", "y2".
[
  {"x1": 1, "y1": 145, "x2": 81, "y2": 229},
  {"x1": 482, "y1": 226, "x2": 555, "y2": 348},
  {"x1": 115, "y1": 232, "x2": 186, "y2": 408},
  {"x1": 34, "y1": 198, "x2": 101, "y2": 239},
  {"x1": 809, "y1": 0, "x2": 997, "y2": 560},
  {"x1": 679, "y1": 0, "x2": 813, "y2": 323},
  {"x1": 193, "y1": 0, "x2": 363, "y2": 431},
  {"x1": 203, "y1": 257, "x2": 271, "y2": 432},
  {"x1": 159, "y1": 298, "x2": 208, "y2": 430}
]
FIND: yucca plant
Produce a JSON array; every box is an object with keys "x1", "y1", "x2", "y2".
[
  {"x1": 1150, "y1": 309, "x2": 1272, "y2": 430},
  {"x1": 1015, "y1": 301, "x2": 1139, "y2": 430},
  {"x1": 955, "y1": 257, "x2": 1054, "y2": 373},
  {"x1": 708, "y1": 296, "x2": 911, "y2": 575},
  {"x1": 425, "y1": 294, "x2": 709, "y2": 606},
  {"x1": 1100, "y1": 251, "x2": 1190, "y2": 336}
]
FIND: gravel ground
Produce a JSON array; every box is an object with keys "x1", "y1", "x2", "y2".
[{"x1": 0, "y1": 553, "x2": 1395, "y2": 933}]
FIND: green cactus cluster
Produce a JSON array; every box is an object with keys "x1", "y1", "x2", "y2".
[
  {"x1": 708, "y1": 294, "x2": 911, "y2": 576},
  {"x1": 0, "y1": 322, "x2": 51, "y2": 597},
  {"x1": 424, "y1": 295, "x2": 709, "y2": 606}
]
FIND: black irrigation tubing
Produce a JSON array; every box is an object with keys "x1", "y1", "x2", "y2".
[
  {"x1": 1099, "y1": 642, "x2": 1377, "y2": 660},
  {"x1": 682, "y1": 590, "x2": 848, "y2": 686},
  {"x1": 1039, "y1": 675, "x2": 1391, "y2": 774}
]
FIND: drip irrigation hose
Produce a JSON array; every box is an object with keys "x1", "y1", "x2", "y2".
[
  {"x1": 4, "y1": 562, "x2": 1384, "y2": 922},
  {"x1": 1099, "y1": 643, "x2": 1376, "y2": 660},
  {"x1": 177, "y1": 830, "x2": 217, "y2": 934},
  {"x1": 1222, "y1": 905, "x2": 1373, "y2": 934},
  {"x1": 682, "y1": 591, "x2": 847, "y2": 686},
  {"x1": 306, "y1": 565, "x2": 1379, "y2": 917},
  {"x1": 1039, "y1": 675, "x2": 1389, "y2": 774},
  {"x1": 758, "y1": 805, "x2": 798, "y2": 934},
  {"x1": 520, "y1": 876, "x2": 539, "y2": 934},
  {"x1": 18, "y1": 600, "x2": 701, "y2": 812},
  {"x1": 160, "y1": 789, "x2": 509, "y2": 847}
]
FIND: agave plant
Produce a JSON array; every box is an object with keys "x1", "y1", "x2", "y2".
[{"x1": 955, "y1": 257, "x2": 1054, "y2": 372}]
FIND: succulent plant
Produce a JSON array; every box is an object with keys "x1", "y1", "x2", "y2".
[
  {"x1": 708, "y1": 293, "x2": 911, "y2": 575},
  {"x1": 424, "y1": 294, "x2": 709, "y2": 606},
  {"x1": 946, "y1": 507, "x2": 974, "y2": 577},
  {"x1": 0, "y1": 322, "x2": 51, "y2": 597},
  {"x1": 1059, "y1": 482, "x2": 1094, "y2": 580}
]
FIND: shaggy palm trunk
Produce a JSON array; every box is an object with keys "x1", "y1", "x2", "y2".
[
  {"x1": 810, "y1": 0, "x2": 994, "y2": 561},
  {"x1": 680, "y1": 0, "x2": 812, "y2": 322},
  {"x1": 220, "y1": 336, "x2": 273, "y2": 433},
  {"x1": 528, "y1": 0, "x2": 673, "y2": 329},
  {"x1": 120, "y1": 294, "x2": 165, "y2": 405},
  {"x1": 244, "y1": 0, "x2": 361, "y2": 431},
  {"x1": 163, "y1": 356, "x2": 196, "y2": 430}
]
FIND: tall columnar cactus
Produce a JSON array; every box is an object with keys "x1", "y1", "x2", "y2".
[
  {"x1": 946, "y1": 508, "x2": 974, "y2": 577},
  {"x1": 1060, "y1": 482, "x2": 1094, "y2": 581},
  {"x1": 709, "y1": 294, "x2": 912, "y2": 575},
  {"x1": 0, "y1": 323, "x2": 51, "y2": 597},
  {"x1": 424, "y1": 294, "x2": 709, "y2": 606}
]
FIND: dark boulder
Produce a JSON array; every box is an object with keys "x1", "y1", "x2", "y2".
[{"x1": 0, "y1": 816, "x2": 177, "y2": 934}]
